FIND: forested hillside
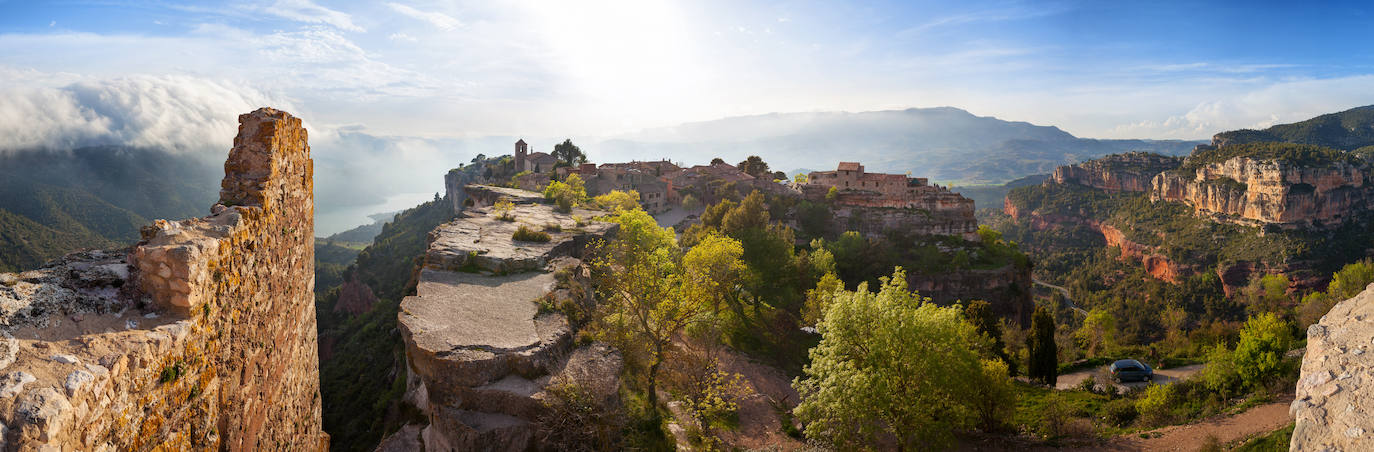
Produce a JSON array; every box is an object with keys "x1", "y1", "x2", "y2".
[{"x1": 0, "y1": 147, "x2": 219, "y2": 271}]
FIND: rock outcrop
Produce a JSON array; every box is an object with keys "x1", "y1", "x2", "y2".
[
  {"x1": 0, "y1": 108, "x2": 327, "y2": 450},
  {"x1": 396, "y1": 185, "x2": 622, "y2": 451},
  {"x1": 1292, "y1": 283, "x2": 1374, "y2": 451},
  {"x1": 1052, "y1": 152, "x2": 1182, "y2": 192},
  {"x1": 1151, "y1": 157, "x2": 1373, "y2": 228}
]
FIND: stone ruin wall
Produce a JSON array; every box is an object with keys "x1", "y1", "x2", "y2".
[{"x1": 0, "y1": 108, "x2": 326, "y2": 450}]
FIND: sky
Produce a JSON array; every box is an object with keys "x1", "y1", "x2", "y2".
[
  {"x1": 3, "y1": 0, "x2": 1374, "y2": 232},
  {"x1": 3, "y1": 0, "x2": 1374, "y2": 143}
]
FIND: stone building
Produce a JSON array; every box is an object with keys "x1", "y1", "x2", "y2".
[
  {"x1": 513, "y1": 139, "x2": 558, "y2": 174},
  {"x1": 806, "y1": 162, "x2": 931, "y2": 199}
]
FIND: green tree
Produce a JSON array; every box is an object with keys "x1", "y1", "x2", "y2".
[
  {"x1": 592, "y1": 190, "x2": 640, "y2": 212},
  {"x1": 964, "y1": 300, "x2": 1015, "y2": 375},
  {"x1": 1027, "y1": 305, "x2": 1058, "y2": 386},
  {"x1": 543, "y1": 174, "x2": 587, "y2": 213},
  {"x1": 590, "y1": 210, "x2": 745, "y2": 413},
  {"x1": 1327, "y1": 259, "x2": 1374, "y2": 300},
  {"x1": 825, "y1": 186, "x2": 839, "y2": 202},
  {"x1": 1233, "y1": 312, "x2": 1291, "y2": 390},
  {"x1": 793, "y1": 267, "x2": 995, "y2": 449},
  {"x1": 1073, "y1": 308, "x2": 1117, "y2": 357},
  {"x1": 737, "y1": 155, "x2": 771, "y2": 178},
  {"x1": 680, "y1": 193, "x2": 701, "y2": 211},
  {"x1": 710, "y1": 157, "x2": 725, "y2": 165},
  {"x1": 552, "y1": 139, "x2": 586, "y2": 167},
  {"x1": 793, "y1": 173, "x2": 808, "y2": 184}
]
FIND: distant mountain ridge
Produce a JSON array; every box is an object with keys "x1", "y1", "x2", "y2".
[
  {"x1": 0, "y1": 147, "x2": 219, "y2": 271},
  {"x1": 1212, "y1": 105, "x2": 1374, "y2": 150},
  {"x1": 597, "y1": 107, "x2": 1203, "y2": 184}
]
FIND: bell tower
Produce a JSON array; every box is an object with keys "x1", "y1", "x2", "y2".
[{"x1": 514, "y1": 139, "x2": 528, "y2": 172}]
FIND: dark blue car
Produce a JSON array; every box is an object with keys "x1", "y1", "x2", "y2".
[{"x1": 1109, "y1": 359, "x2": 1153, "y2": 382}]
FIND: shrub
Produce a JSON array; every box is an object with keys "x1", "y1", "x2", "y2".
[
  {"x1": 544, "y1": 174, "x2": 588, "y2": 213},
  {"x1": 593, "y1": 190, "x2": 641, "y2": 212},
  {"x1": 513, "y1": 225, "x2": 551, "y2": 242},
  {"x1": 493, "y1": 198, "x2": 516, "y2": 221},
  {"x1": 1135, "y1": 384, "x2": 1174, "y2": 427},
  {"x1": 1102, "y1": 398, "x2": 1138, "y2": 427},
  {"x1": 545, "y1": 223, "x2": 563, "y2": 232},
  {"x1": 1233, "y1": 313, "x2": 1291, "y2": 390}
]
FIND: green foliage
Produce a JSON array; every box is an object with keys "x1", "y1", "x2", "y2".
[
  {"x1": 552, "y1": 139, "x2": 587, "y2": 166},
  {"x1": 793, "y1": 173, "x2": 808, "y2": 184},
  {"x1": 1027, "y1": 306, "x2": 1058, "y2": 385},
  {"x1": 736, "y1": 155, "x2": 771, "y2": 178},
  {"x1": 513, "y1": 224, "x2": 552, "y2": 242},
  {"x1": 680, "y1": 194, "x2": 701, "y2": 211},
  {"x1": 1102, "y1": 398, "x2": 1138, "y2": 427},
  {"x1": 544, "y1": 174, "x2": 588, "y2": 213},
  {"x1": 825, "y1": 186, "x2": 839, "y2": 202},
  {"x1": 159, "y1": 360, "x2": 185, "y2": 384},
  {"x1": 793, "y1": 267, "x2": 1001, "y2": 449},
  {"x1": 1074, "y1": 308, "x2": 1118, "y2": 357},
  {"x1": 592, "y1": 190, "x2": 641, "y2": 212},
  {"x1": 316, "y1": 198, "x2": 456, "y2": 451},
  {"x1": 1232, "y1": 423, "x2": 1295, "y2": 452},
  {"x1": 1182, "y1": 142, "x2": 1362, "y2": 173},
  {"x1": 1212, "y1": 105, "x2": 1374, "y2": 150},
  {"x1": 966, "y1": 299, "x2": 1016, "y2": 375},
  {"x1": 1327, "y1": 259, "x2": 1374, "y2": 300},
  {"x1": 1135, "y1": 384, "x2": 1175, "y2": 427},
  {"x1": 493, "y1": 198, "x2": 516, "y2": 221},
  {"x1": 1232, "y1": 313, "x2": 1291, "y2": 390}
]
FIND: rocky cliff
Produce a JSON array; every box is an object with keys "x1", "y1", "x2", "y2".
[
  {"x1": 1292, "y1": 283, "x2": 1374, "y2": 451},
  {"x1": 1151, "y1": 155, "x2": 1373, "y2": 228},
  {"x1": 0, "y1": 108, "x2": 327, "y2": 450},
  {"x1": 393, "y1": 185, "x2": 622, "y2": 451},
  {"x1": 1052, "y1": 152, "x2": 1181, "y2": 192}
]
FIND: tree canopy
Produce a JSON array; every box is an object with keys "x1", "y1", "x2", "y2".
[{"x1": 552, "y1": 139, "x2": 587, "y2": 166}]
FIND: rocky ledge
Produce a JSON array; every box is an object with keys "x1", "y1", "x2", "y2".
[
  {"x1": 395, "y1": 185, "x2": 622, "y2": 451},
  {"x1": 1292, "y1": 283, "x2": 1374, "y2": 450}
]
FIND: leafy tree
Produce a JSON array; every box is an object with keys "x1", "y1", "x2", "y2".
[
  {"x1": 793, "y1": 173, "x2": 808, "y2": 184},
  {"x1": 1073, "y1": 308, "x2": 1117, "y2": 357},
  {"x1": 1233, "y1": 312, "x2": 1291, "y2": 389},
  {"x1": 590, "y1": 211, "x2": 745, "y2": 413},
  {"x1": 793, "y1": 267, "x2": 996, "y2": 449},
  {"x1": 772, "y1": 170, "x2": 787, "y2": 181},
  {"x1": 471, "y1": 153, "x2": 486, "y2": 163},
  {"x1": 1135, "y1": 383, "x2": 1175, "y2": 426},
  {"x1": 802, "y1": 271, "x2": 843, "y2": 327},
  {"x1": 825, "y1": 186, "x2": 839, "y2": 202},
  {"x1": 737, "y1": 155, "x2": 770, "y2": 177},
  {"x1": 1200, "y1": 343, "x2": 1241, "y2": 397},
  {"x1": 1327, "y1": 259, "x2": 1374, "y2": 300},
  {"x1": 1027, "y1": 305, "x2": 1058, "y2": 385},
  {"x1": 710, "y1": 157, "x2": 725, "y2": 165},
  {"x1": 552, "y1": 139, "x2": 586, "y2": 166},
  {"x1": 965, "y1": 300, "x2": 1015, "y2": 375},
  {"x1": 680, "y1": 194, "x2": 701, "y2": 211},
  {"x1": 593, "y1": 190, "x2": 640, "y2": 212},
  {"x1": 543, "y1": 174, "x2": 587, "y2": 213}
]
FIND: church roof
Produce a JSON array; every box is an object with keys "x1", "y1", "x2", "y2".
[{"x1": 516, "y1": 139, "x2": 526, "y2": 145}]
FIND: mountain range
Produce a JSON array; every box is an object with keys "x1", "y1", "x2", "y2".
[{"x1": 596, "y1": 107, "x2": 1204, "y2": 184}]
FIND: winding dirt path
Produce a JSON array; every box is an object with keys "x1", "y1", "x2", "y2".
[{"x1": 1107, "y1": 395, "x2": 1294, "y2": 451}]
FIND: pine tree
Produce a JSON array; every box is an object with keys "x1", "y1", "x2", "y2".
[{"x1": 1027, "y1": 305, "x2": 1058, "y2": 385}]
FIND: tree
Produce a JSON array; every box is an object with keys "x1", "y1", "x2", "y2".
[
  {"x1": 593, "y1": 190, "x2": 640, "y2": 212},
  {"x1": 680, "y1": 194, "x2": 701, "y2": 211},
  {"x1": 1027, "y1": 305, "x2": 1058, "y2": 386},
  {"x1": 1073, "y1": 308, "x2": 1117, "y2": 357},
  {"x1": 543, "y1": 174, "x2": 587, "y2": 213},
  {"x1": 1233, "y1": 312, "x2": 1291, "y2": 389},
  {"x1": 793, "y1": 173, "x2": 808, "y2": 184},
  {"x1": 736, "y1": 155, "x2": 770, "y2": 177},
  {"x1": 825, "y1": 186, "x2": 839, "y2": 202},
  {"x1": 552, "y1": 139, "x2": 586, "y2": 167},
  {"x1": 710, "y1": 157, "x2": 725, "y2": 165},
  {"x1": 772, "y1": 170, "x2": 787, "y2": 181},
  {"x1": 471, "y1": 153, "x2": 486, "y2": 163},
  {"x1": 793, "y1": 267, "x2": 997, "y2": 449},
  {"x1": 965, "y1": 300, "x2": 1015, "y2": 376},
  {"x1": 590, "y1": 211, "x2": 745, "y2": 415},
  {"x1": 1327, "y1": 259, "x2": 1374, "y2": 300}
]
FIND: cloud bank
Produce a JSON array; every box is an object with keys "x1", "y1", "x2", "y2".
[{"x1": 0, "y1": 68, "x2": 288, "y2": 153}]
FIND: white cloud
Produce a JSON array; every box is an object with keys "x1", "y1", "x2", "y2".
[
  {"x1": 1107, "y1": 75, "x2": 1374, "y2": 139},
  {"x1": 387, "y1": 3, "x2": 462, "y2": 30},
  {"x1": 0, "y1": 68, "x2": 289, "y2": 153},
  {"x1": 388, "y1": 32, "x2": 418, "y2": 42},
  {"x1": 258, "y1": 0, "x2": 364, "y2": 32}
]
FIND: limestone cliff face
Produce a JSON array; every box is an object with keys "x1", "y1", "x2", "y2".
[
  {"x1": 395, "y1": 185, "x2": 622, "y2": 451},
  {"x1": 907, "y1": 264, "x2": 1033, "y2": 325},
  {"x1": 1292, "y1": 283, "x2": 1374, "y2": 450},
  {"x1": 1052, "y1": 152, "x2": 1182, "y2": 192},
  {"x1": 0, "y1": 108, "x2": 326, "y2": 450},
  {"x1": 1151, "y1": 157, "x2": 1373, "y2": 227}
]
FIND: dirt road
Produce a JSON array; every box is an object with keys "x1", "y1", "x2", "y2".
[
  {"x1": 1055, "y1": 364, "x2": 1205, "y2": 391},
  {"x1": 1033, "y1": 277, "x2": 1087, "y2": 316},
  {"x1": 1109, "y1": 395, "x2": 1294, "y2": 451}
]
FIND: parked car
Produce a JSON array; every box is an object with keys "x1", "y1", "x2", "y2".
[{"x1": 1109, "y1": 359, "x2": 1154, "y2": 382}]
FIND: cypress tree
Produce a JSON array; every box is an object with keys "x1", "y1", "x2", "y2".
[{"x1": 1027, "y1": 305, "x2": 1058, "y2": 385}]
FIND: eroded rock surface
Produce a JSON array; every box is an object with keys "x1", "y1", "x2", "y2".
[
  {"x1": 1152, "y1": 157, "x2": 1372, "y2": 228},
  {"x1": 396, "y1": 186, "x2": 622, "y2": 451},
  {"x1": 1292, "y1": 283, "x2": 1374, "y2": 451}
]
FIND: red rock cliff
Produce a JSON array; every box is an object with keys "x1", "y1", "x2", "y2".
[{"x1": 1151, "y1": 157, "x2": 1372, "y2": 228}]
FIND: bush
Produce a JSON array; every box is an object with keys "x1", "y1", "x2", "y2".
[
  {"x1": 1135, "y1": 384, "x2": 1174, "y2": 427},
  {"x1": 544, "y1": 174, "x2": 588, "y2": 213},
  {"x1": 513, "y1": 225, "x2": 551, "y2": 242},
  {"x1": 1234, "y1": 313, "x2": 1291, "y2": 390},
  {"x1": 1102, "y1": 398, "x2": 1138, "y2": 427}
]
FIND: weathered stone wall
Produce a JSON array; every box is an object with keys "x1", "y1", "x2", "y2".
[
  {"x1": 1292, "y1": 283, "x2": 1374, "y2": 451},
  {"x1": 0, "y1": 108, "x2": 326, "y2": 450},
  {"x1": 908, "y1": 264, "x2": 1033, "y2": 325}
]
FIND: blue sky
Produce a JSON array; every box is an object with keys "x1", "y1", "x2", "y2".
[{"x1": 2, "y1": 0, "x2": 1374, "y2": 145}]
